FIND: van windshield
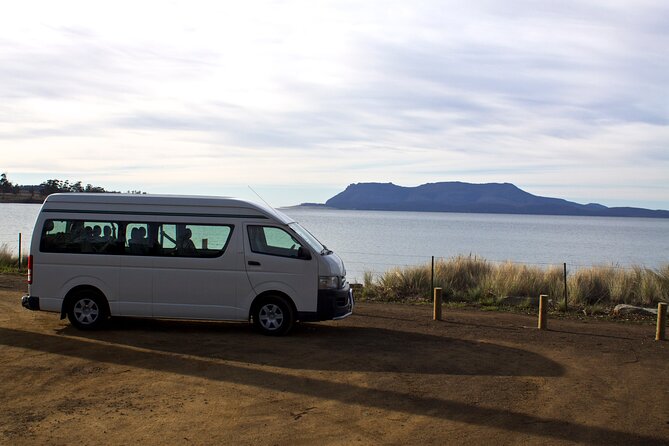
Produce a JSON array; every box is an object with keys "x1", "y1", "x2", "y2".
[{"x1": 288, "y1": 223, "x2": 326, "y2": 254}]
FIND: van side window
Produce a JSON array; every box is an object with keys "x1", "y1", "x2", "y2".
[
  {"x1": 40, "y1": 219, "x2": 232, "y2": 258},
  {"x1": 157, "y1": 224, "x2": 233, "y2": 258},
  {"x1": 248, "y1": 226, "x2": 304, "y2": 258},
  {"x1": 40, "y1": 219, "x2": 121, "y2": 254},
  {"x1": 125, "y1": 223, "x2": 152, "y2": 255}
]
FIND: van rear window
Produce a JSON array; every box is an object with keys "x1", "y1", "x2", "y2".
[{"x1": 40, "y1": 219, "x2": 233, "y2": 258}]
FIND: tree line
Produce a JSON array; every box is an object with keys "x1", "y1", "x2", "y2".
[
  {"x1": 1, "y1": 173, "x2": 144, "y2": 199},
  {"x1": 38, "y1": 179, "x2": 109, "y2": 195}
]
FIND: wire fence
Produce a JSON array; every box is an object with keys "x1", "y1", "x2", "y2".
[
  {"x1": 1, "y1": 231, "x2": 666, "y2": 273},
  {"x1": 3, "y1": 230, "x2": 668, "y2": 312},
  {"x1": 2, "y1": 228, "x2": 667, "y2": 287},
  {"x1": 0, "y1": 232, "x2": 28, "y2": 256},
  {"x1": 338, "y1": 250, "x2": 660, "y2": 280},
  {"x1": 344, "y1": 252, "x2": 669, "y2": 312}
]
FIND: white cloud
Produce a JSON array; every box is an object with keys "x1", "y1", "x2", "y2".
[{"x1": 1, "y1": 0, "x2": 667, "y2": 208}]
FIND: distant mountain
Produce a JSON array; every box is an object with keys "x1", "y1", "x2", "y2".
[{"x1": 321, "y1": 182, "x2": 669, "y2": 218}]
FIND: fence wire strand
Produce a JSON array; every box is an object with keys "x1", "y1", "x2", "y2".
[{"x1": 0, "y1": 231, "x2": 662, "y2": 273}]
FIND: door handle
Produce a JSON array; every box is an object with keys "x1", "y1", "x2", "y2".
[{"x1": 248, "y1": 261, "x2": 261, "y2": 266}]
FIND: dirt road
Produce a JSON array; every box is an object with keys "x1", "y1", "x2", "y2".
[{"x1": 1, "y1": 274, "x2": 667, "y2": 445}]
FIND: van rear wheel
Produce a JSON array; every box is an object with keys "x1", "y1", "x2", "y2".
[
  {"x1": 67, "y1": 290, "x2": 108, "y2": 330},
  {"x1": 253, "y1": 296, "x2": 294, "y2": 336}
]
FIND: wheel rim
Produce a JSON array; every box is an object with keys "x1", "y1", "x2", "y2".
[
  {"x1": 258, "y1": 303, "x2": 284, "y2": 331},
  {"x1": 73, "y1": 298, "x2": 100, "y2": 325}
]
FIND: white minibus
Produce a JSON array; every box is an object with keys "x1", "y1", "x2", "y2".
[{"x1": 21, "y1": 193, "x2": 353, "y2": 335}]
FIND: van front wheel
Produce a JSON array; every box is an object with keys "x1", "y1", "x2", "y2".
[
  {"x1": 67, "y1": 291, "x2": 108, "y2": 330},
  {"x1": 253, "y1": 296, "x2": 294, "y2": 336}
]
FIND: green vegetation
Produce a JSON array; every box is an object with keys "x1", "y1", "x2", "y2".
[
  {"x1": 0, "y1": 172, "x2": 145, "y2": 203},
  {"x1": 0, "y1": 244, "x2": 27, "y2": 274},
  {"x1": 0, "y1": 173, "x2": 20, "y2": 195},
  {"x1": 3, "y1": 240, "x2": 667, "y2": 311},
  {"x1": 359, "y1": 255, "x2": 669, "y2": 309}
]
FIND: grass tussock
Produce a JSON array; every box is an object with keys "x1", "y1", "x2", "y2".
[
  {"x1": 360, "y1": 255, "x2": 669, "y2": 308},
  {"x1": 569, "y1": 265, "x2": 669, "y2": 306},
  {"x1": 0, "y1": 244, "x2": 26, "y2": 273}
]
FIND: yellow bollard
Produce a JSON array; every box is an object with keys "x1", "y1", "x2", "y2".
[
  {"x1": 433, "y1": 287, "x2": 442, "y2": 321},
  {"x1": 656, "y1": 302, "x2": 667, "y2": 341},
  {"x1": 538, "y1": 294, "x2": 548, "y2": 330}
]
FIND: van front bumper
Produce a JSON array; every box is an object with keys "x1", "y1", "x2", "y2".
[
  {"x1": 22, "y1": 295, "x2": 40, "y2": 311},
  {"x1": 298, "y1": 284, "x2": 354, "y2": 322}
]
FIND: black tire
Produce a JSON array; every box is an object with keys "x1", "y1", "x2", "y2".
[
  {"x1": 67, "y1": 290, "x2": 109, "y2": 330},
  {"x1": 252, "y1": 296, "x2": 294, "y2": 336}
]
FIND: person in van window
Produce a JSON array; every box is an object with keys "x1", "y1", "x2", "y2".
[
  {"x1": 70, "y1": 222, "x2": 85, "y2": 243},
  {"x1": 101, "y1": 226, "x2": 114, "y2": 242},
  {"x1": 41, "y1": 220, "x2": 57, "y2": 251},
  {"x1": 128, "y1": 227, "x2": 144, "y2": 254},
  {"x1": 138, "y1": 227, "x2": 149, "y2": 245},
  {"x1": 78, "y1": 226, "x2": 94, "y2": 252},
  {"x1": 178, "y1": 228, "x2": 197, "y2": 256},
  {"x1": 98, "y1": 226, "x2": 117, "y2": 253},
  {"x1": 92, "y1": 225, "x2": 103, "y2": 242},
  {"x1": 43, "y1": 220, "x2": 55, "y2": 234}
]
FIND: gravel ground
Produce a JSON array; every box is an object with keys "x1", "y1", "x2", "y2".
[{"x1": 1, "y1": 273, "x2": 668, "y2": 445}]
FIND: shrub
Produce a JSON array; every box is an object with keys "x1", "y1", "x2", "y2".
[
  {"x1": 0, "y1": 243, "x2": 27, "y2": 272},
  {"x1": 434, "y1": 255, "x2": 492, "y2": 301},
  {"x1": 0, "y1": 244, "x2": 12, "y2": 266},
  {"x1": 569, "y1": 267, "x2": 614, "y2": 305},
  {"x1": 358, "y1": 256, "x2": 669, "y2": 308}
]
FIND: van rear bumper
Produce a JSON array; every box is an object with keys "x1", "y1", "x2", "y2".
[
  {"x1": 298, "y1": 285, "x2": 354, "y2": 322},
  {"x1": 22, "y1": 295, "x2": 40, "y2": 311}
]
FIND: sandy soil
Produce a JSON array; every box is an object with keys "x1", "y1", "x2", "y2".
[{"x1": 1, "y1": 273, "x2": 667, "y2": 445}]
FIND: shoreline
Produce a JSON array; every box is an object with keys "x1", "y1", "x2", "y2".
[
  {"x1": 0, "y1": 270, "x2": 659, "y2": 325},
  {"x1": 0, "y1": 197, "x2": 44, "y2": 204},
  {"x1": 4, "y1": 199, "x2": 669, "y2": 219},
  {"x1": 0, "y1": 189, "x2": 46, "y2": 204}
]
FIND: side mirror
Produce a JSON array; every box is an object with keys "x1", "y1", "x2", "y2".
[{"x1": 297, "y1": 246, "x2": 312, "y2": 260}]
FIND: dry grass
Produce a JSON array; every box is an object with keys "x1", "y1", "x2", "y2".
[
  {"x1": 0, "y1": 244, "x2": 26, "y2": 273},
  {"x1": 482, "y1": 262, "x2": 565, "y2": 303},
  {"x1": 569, "y1": 265, "x2": 669, "y2": 306},
  {"x1": 0, "y1": 244, "x2": 14, "y2": 266},
  {"x1": 361, "y1": 255, "x2": 669, "y2": 308},
  {"x1": 435, "y1": 255, "x2": 492, "y2": 300},
  {"x1": 3, "y1": 242, "x2": 666, "y2": 308}
]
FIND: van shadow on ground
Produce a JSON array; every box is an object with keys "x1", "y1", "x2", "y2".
[
  {"x1": 1, "y1": 326, "x2": 665, "y2": 446},
  {"x1": 59, "y1": 316, "x2": 562, "y2": 377}
]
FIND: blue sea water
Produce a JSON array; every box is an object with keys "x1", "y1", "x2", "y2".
[
  {"x1": 1, "y1": 203, "x2": 668, "y2": 282},
  {"x1": 282, "y1": 208, "x2": 669, "y2": 281},
  {"x1": 0, "y1": 203, "x2": 41, "y2": 258}
]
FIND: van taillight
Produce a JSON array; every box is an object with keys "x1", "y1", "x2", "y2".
[{"x1": 27, "y1": 255, "x2": 33, "y2": 284}]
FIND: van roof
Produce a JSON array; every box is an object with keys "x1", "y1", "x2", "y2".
[{"x1": 43, "y1": 193, "x2": 295, "y2": 224}]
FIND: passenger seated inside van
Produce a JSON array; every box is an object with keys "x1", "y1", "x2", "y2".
[
  {"x1": 178, "y1": 228, "x2": 197, "y2": 256},
  {"x1": 128, "y1": 227, "x2": 147, "y2": 254},
  {"x1": 92, "y1": 225, "x2": 103, "y2": 242},
  {"x1": 101, "y1": 226, "x2": 115, "y2": 242},
  {"x1": 138, "y1": 227, "x2": 149, "y2": 245},
  {"x1": 41, "y1": 220, "x2": 56, "y2": 251},
  {"x1": 70, "y1": 224, "x2": 94, "y2": 252},
  {"x1": 156, "y1": 227, "x2": 191, "y2": 256},
  {"x1": 92, "y1": 225, "x2": 118, "y2": 254},
  {"x1": 70, "y1": 224, "x2": 83, "y2": 243}
]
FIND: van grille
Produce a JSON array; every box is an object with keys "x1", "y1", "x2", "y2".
[{"x1": 336, "y1": 295, "x2": 348, "y2": 307}]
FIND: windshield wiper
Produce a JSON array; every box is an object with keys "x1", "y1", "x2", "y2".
[{"x1": 320, "y1": 246, "x2": 333, "y2": 255}]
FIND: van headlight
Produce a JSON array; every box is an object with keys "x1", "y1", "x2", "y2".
[{"x1": 319, "y1": 276, "x2": 340, "y2": 289}]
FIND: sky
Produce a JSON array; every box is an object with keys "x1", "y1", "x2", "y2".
[{"x1": 1, "y1": 0, "x2": 668, "y2": 208}]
